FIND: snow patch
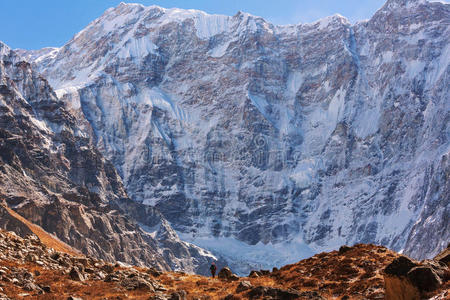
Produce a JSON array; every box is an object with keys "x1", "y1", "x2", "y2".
[{"x1": 178, "y1": 233, "x2": 315, "y2": 276}]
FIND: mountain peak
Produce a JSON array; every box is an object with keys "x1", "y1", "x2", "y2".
[{"x1": 381, "y1": 0, "x2": 427, "y2": 10}]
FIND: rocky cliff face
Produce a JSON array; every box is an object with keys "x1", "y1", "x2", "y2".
[
  {"x1": 21, "y1": 0, "x2": 449, "y2": 273},
  {"x1": 0, "y1": 41, "x2": 218, "y2": 275}
]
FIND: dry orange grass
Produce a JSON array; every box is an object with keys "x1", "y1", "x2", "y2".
[
  {"x1": 156, "y1": 272, "x2": 279, "y2": 299},
  {"x1": 273, "y1": 244, "x2": 400, "y2": 299},
  {"x1": 0, "y1": 259, "x2": 161, "y2": 299},
  {"x1": 3, "y1": 205, "x2": 80, "y2": 256}
]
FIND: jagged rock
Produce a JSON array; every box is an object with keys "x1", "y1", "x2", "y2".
[
  {"x1": 218, "y1": 267, "x2": 233, "y2": 280},
  {"x1": 407, "y1": 266, "x2": 442, "y2": 292},
  {"x1": 385, "y1": 256, "x2": 418, "y2": 277},
  {"x1": 249, "y1": 270, "x2": 262, "y2": 278},
  {"x1": 229, "y1": 274, "x2": 239, "y2": 281},
  {"x1": 104, "y1": 274, "x2": 119, "y2": 282},
  {"x1": 149, "y1": 296, "x2": 169, "y2": 300},
  {"x1": 223, "y1": 295, "x2": 239, "y2": 300},
  {"x1": 384, "y1": 254, "x2": 449, "y2": 300},
  {"x1": 339, "y1": 246, "x2": 352, "y2": 254},
  {"x1": 22, "y1": 282, "x2": 41, "y2": 292},
  {"x1": 69, "y1": 267, "x2": 84, "y2": 281},
  {"x1": 259, "y1": 269, "x2": 270, "y2": 275},
  {"x1": 434, "y1": 246, "x2": 450, "y2": 266},
  {"x1": 121, "y1": 277, "x2": 155, "y2": 291},
  {"x1": 101, "y1": 264, "x2": 114, "y2": 274},
  {"x1": 247, "y1": 286, "x2": 308, "y2": 299},
  {"x1": 170, "y1": 290, "x2": 187, "y2": 300},
  {"x1": 25, "y1": 254, "x2": 37, "y2": 262},
  {"x1": 236, "y1": 280, "x2": 252, "y2": 293}
]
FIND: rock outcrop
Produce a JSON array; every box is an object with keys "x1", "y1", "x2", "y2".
[{"x1": 384, "y1": 245, "x2": 450, "y2": 300}]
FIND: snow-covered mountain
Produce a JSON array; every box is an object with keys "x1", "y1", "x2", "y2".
[
  {"x1": 19, "y1": 0, "x2": 449, "y2": 273},
  {"x1": 0, "y1": 41, "x2": 220, "y2": 275}
]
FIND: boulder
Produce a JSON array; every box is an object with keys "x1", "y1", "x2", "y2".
[
  {"x1": 259, "y1": 269, "x2": 270, "y2": 275},
  {"x1": 121, "y1": 277, "x2": 155, "y2": 292},
  {"x1": 249, "y1": 270, "x2": 262, "y2": 278},
  {"x1": 102, "y1": 264, "x2": 114, "y2": 273},
  {"x1": 385, "y1": 256, "x2": 418, "y2": 277},
  {"x1": 338, "y1": 245, "x2": 352, "y2": 254},
  {"x1": 169, "y1": 290, "x2": 187, "y2": 300},
  {"x1": 384, "y1": 255, "x2": 449, "y2": 300},
  {"x1": 69, "y1": 267, "x2": 84, "y2": 281},
  {"x1": 236, "y1": 280, "x2": 252, "y2": 293},
  {"x1": 229, "y1": 274, "x2": 239, "y2": 281},
  {"x1": 22, "y1": 282, "x2": 41, "y2": 292},
  {"x1": 218, "y1": 267, "x2": 233, "y2": 280},
  {"x1": 407, "y1": 266, "x2": 442, "y2": 292},
  {"x1": 223, "y1": 295, "x2": 239, "y2": 300},
  {"x1": 247, "y1": 286, "x2": 322, "y2": 300},
  {"x1": 434, "y1": 246, "x2": 450, "y2": 266}
]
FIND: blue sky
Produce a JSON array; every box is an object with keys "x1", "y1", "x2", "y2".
[{"x1": 0, "y1": 0, "x2": 387, "y2": 50}]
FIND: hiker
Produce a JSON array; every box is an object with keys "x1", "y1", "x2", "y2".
[{"x1": 210, "y1": 262, "x2": 217, "y2": 278}]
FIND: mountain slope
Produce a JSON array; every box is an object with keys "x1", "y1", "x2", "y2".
[
  {"x1": 0, "y1": 41, "x2": 219, "y2": 275},
  {"x1": 21, "y1": 0, "x2": 450, "y2": 273},
  {"x1": 0, "y1": 227, "x2": 448, "y2": 299}
]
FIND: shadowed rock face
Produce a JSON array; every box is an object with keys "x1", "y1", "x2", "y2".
[
  {"x1": 19, "y1": 0, "x2": 450, "y2": 271},
  {"x1": 384, "y1": 247, "x2": 450, "y2": 300},
  {"x1": 0, "y1": 41, "x2": 220, "y2": 275}
]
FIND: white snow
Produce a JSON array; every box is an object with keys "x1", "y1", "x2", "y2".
[
  {"x1": 208, "y1": 40, "x2": 232, "y2": 58},
  {"x1": 287, "y1": 71, "x2": 304, "y2": 95},
  {"x1": 312, "y1": 14, "x2": 350, "y2": 30},
  {"x1": 178, "y1": 233, "x2": 315, "y2": 275},
  {"x1": 117, "y1": 36, "x2": 158, "y2": 58}
]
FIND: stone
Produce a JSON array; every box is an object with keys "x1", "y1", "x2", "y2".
[
  {"x1": 236, "y1": 280, "x2": 252, "y2": 293},
  {"x1": 249, "y1": 270, "x2": 262, "y2": 278},
  {"x1": 218, "y1": 267, "x2": 233, "y2": 280},
  {"x1": 170, "y1": 290, "x2": 187, "y2": 300},
  {"x1": 102, "y1": 264, "x2": 115, "y2": 274},
  {"x1": 338, "y1": 246, "x2": 352, "y2": 254},
  {"x1": 121, "y1": 277, "x2": 155, "y2": 292},
  {"x1": 434, "y1": 246, "x2": 450, "y2": 266},
  {"x1": 248, "y1": 286, "x2": 307, "y2": 300},
  {"x1": 23, "y1": 282, "x2": 41, "y2": 292},
  {"x1": 385, "y1": 256, "x2": 418, "y2": 277},
  {"x1": 223, "y1": 295, "x2": 239, "y2": 300},
  {"x1": 69, "y1": 267, "x2": 84, "y2": 281},
  {"x1": 229, "y1": 274, "x2": 239, "y2": 281},
  {"x1": 407, "y1": 266, "x2": 442, "y2": 292}
]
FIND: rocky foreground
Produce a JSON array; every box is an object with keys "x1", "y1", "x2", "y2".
[{"x1": 0, "y1": 228, "x2": 448, "y2": 300}]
